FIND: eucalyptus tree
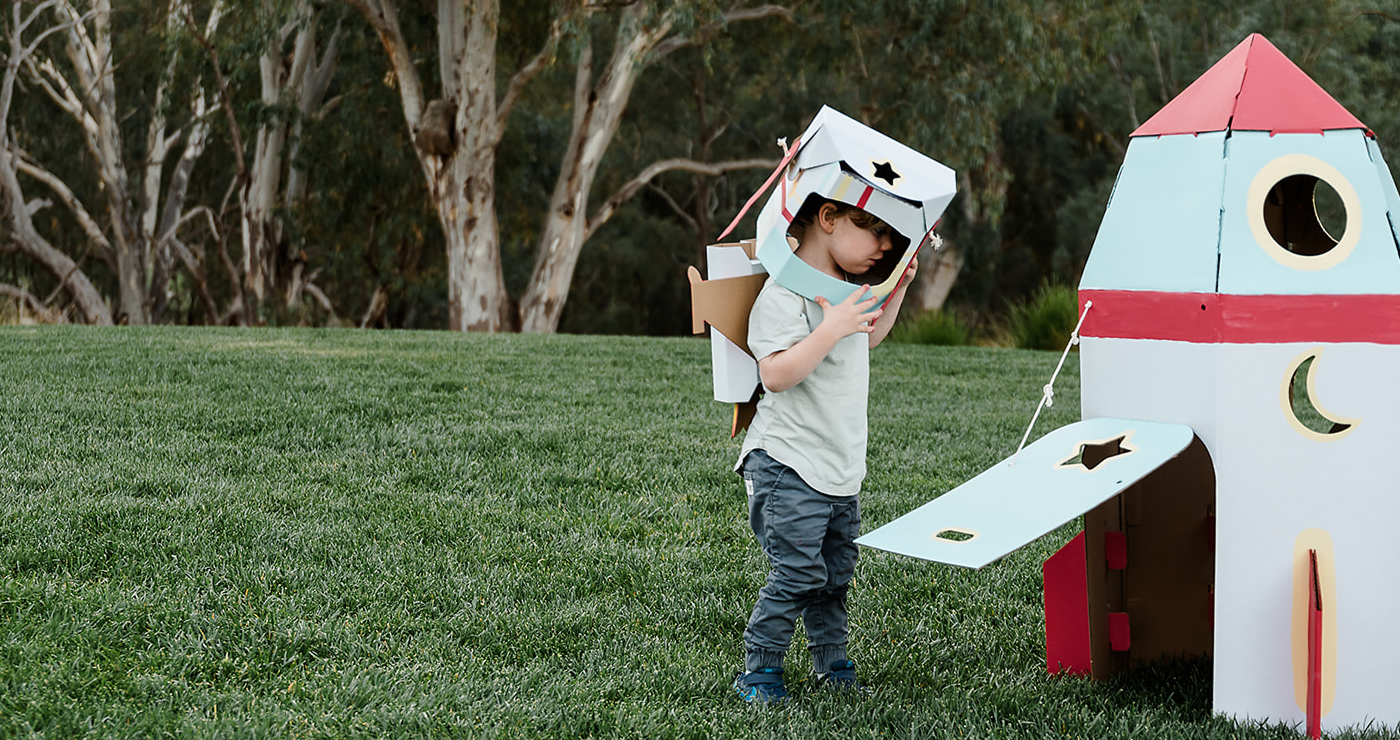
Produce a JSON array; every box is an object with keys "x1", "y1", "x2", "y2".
[
  {"x1": 345, "y1": 0, "x2": 789, "y2": 332},
  {"x1": 0, "y1": 0, "x2": 227, "y2": 325},
  {"x1": 221, "y1": 0, "x2": 342, "y2": 321},
  {"x1": 0, "y1": 0, "x2": 108, "y2": 323}
]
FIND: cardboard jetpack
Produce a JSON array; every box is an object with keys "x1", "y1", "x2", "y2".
[
  {"x1": 689, "y1": 106, "x2": 957, "y2": 435},
  {"x1": 857, "y1": 34, "x2": 1400, "y2": 736}
]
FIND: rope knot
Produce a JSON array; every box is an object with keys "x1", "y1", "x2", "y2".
[{"x1": 1008, "y1": 299, "x2": 1095, "y2": 466}]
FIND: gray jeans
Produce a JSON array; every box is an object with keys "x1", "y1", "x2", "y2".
[{"x1": 741, "y1": 449, "x2": 860, "y2": 673}]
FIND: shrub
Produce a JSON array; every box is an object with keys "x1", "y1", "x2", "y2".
[
  {"x1": 1008, "y1": 283, "x2": 1080, "y2": 351},
  {"x1": 888, "y1": 308, "x2": 974, "y2": 346}
]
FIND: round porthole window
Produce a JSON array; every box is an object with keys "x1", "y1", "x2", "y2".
[{"x1": 1247, "y1": 155, "x2": 1361, "y2": 271}]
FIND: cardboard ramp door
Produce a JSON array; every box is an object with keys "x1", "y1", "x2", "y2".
[{"x1": 856, "y1": 418, "x2": 1195, "y2": 569}]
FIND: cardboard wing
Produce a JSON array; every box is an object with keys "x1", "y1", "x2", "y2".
[
  {"x1": 689, "y1": 240, "x2": 767, "y2": 405},
  {"x1": 855, "y1": 418, "x2": 1195, "y2": 569}
]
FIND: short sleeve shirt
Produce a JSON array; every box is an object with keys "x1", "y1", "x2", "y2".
[{"x1": 736, "y1": 278, "x2": 869, "y2": 496}]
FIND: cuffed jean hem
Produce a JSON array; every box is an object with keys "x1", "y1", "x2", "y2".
[
  {"x1": 810, "y1": 646, "x2": 848, "y2": 673},
  {"x1": 745, "y1": 649, "x2": 786, "y2": 673}
]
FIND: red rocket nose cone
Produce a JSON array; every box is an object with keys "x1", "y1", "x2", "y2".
[{"x1": 1133, "y1": 33, "x2": 1368, "y2": 138}]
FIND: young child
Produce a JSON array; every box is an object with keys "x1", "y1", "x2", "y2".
[{"x1": 733, "y1": 196, "x2": 918, "y2": 703}]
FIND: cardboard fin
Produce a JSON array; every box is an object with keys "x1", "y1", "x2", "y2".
[
  {"x1": 688, "y1": 267, "x2": 767, "y2": 353},
  {"x1": 1292, "y1": 529, "x2": 1336, "y2": 719},
  {"x1": 1044, "y1": 531, "x2": 1091, "y2": 676}
]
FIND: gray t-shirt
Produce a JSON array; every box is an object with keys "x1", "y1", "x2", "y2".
[{"x1": 736, "y1": 278, "x2": 869, "y2": 496}]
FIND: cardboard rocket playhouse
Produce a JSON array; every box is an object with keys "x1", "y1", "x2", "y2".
[
  {"x1": 857, "y1": 34, "x2": 1400, "y2": 734},
  {"x1": 689, "y1": 106, "x2": 956, "y2": 433}
]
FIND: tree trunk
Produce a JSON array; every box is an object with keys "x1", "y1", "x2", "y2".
[
  {"x1": 427, "y1": 148, "x2": 511, "y2": 332},
  {"x1": 88, "y1": 0, "x2": 149, "y2": 324},
  {"x1": 917, "y1": 243, "x2": 963, "y2": 312},
  {"x1": 349, "y1": 0, "x2": 514, "y2": 331},
  {"x1": 241, "y1": 4, "x2": 295, "y2": 307},
  {"x1": 437, "y1": 0, "x2": 511, "y2": 331},
  {"x1": 518, "y1": 5, "x2": 670, "y2": 333}
]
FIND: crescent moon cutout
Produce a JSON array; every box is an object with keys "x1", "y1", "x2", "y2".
[{"x1": 1280, "y1": 348, "x2": 1359, "y2": 441}]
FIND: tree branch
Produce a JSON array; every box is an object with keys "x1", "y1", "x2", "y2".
[
  {"x1": 184, "y1": 3, "x2": 244, "y2": 176},
  {"x1": 0, "y1": 281, "x2": 63, "y2": 322},
  {"x1": 303, "y1": 281, "x2": 336, "y2": 318},
  {"x1": 27, "y1": 57, "x2": 99, "y2": 144},
  {"x1": 16, "y1": 1, "x2": 77, "y2": 60},
  {"x1": 345, "y1": 0, "x2": 426, "y2": 128},
  {"x1": 586, "y1": 156, "x2": 776, "y2": 239},
  {"x1": 652, "y1": 4, "x2": 794, "y2": 59},
  {"x1": 645, "y1": 180, "x2": 698, "y2": 233},
  {"x1": 167, "y1": 235, "x2": 219, "y2": 323},
  {"x1": 14, "y1": 149, "x2": 115, "y2": 265},
  {"x1": 496, "y1": 10, "x2": 570, "y2": 135}
]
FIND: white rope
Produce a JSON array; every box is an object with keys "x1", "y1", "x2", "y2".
[{"x1": 1008, "y1": 300, "x2": 1092, "y2": 466}]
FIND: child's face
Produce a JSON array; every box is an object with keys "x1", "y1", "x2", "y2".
[{"x1": 828, "y1": 214, "x2": 895, "y2": 276}]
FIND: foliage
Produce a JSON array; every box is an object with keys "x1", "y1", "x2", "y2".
[
  {"x1": 886, "y1": 308, "x2": 975, "y2": 346},
  {"x1": 3, "y1": 1, "x2": 1400, "y2": 333},
  {"x1": 1008, "y1": 283, "x2": 1080, "y2": 351}
]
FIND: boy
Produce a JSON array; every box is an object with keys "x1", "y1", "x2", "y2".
[{"x1": 734, "y1": 196, "x2": 918, "y2": 703}]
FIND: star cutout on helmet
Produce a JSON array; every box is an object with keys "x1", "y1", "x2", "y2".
[{"x1": 871, "y1": 160, "x2": 901, "y2": 186}]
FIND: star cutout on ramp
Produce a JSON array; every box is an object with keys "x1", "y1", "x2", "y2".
[{"x1": 1059, "y1": 435, "x2": 1133, "y2": 471}]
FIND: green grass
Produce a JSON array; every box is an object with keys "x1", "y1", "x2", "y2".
[{"x1": 0, "y1": 327, "x2": 1392, "y2": 739}]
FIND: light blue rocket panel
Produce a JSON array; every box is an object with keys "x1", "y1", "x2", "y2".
[
  {"x1": 1366, "y1": 137, "x2": 1400, "y2": 251},
  {"x1": 855, "y1": 418, "x2": 1194, "y2": 569},
  {"x1": 1078, "y1": 133, "x2": 1226, "y2": 294},
  {"x1": 1217, "y1": 129, "x2": 1400, "y2": 295}
]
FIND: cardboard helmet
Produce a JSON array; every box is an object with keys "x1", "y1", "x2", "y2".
[{"x1": 754, "y1": 106, "x2": 957, "y2": 306}]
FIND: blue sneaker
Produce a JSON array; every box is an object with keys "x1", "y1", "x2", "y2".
[
  {"x1": 734, "y1": 667, "x2": 788, "y2": 704},
  {"x1": 814, "y1": 660, "x2": 871, "y2": 695}
]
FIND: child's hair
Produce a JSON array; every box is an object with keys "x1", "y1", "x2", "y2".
[
  {"x1": 787, "y1": 195, "x2": 888, "y2": 243},
  {"x1": 786, "y1": 194, "x2": 910, "y2": 284}
]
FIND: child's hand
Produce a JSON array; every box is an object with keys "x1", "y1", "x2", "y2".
[
  {"x1": 815, "y1": 286, "x2": 882, "y2": 338},
  {"x1": 903, "y1": 257, "x2": 919, "y2": 285}
]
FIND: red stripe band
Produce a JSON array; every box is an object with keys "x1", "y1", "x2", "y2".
[
  {"x1": 856, "y1": 185, "x2": 874, "y2": 209},
  {"x1": 1079, "y1": 289, "x2": 1400, "y2": 344}
]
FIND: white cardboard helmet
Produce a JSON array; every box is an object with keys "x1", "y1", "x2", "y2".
[{"x1": 754, "y1": 106, "x2": 958, "y2": 306}]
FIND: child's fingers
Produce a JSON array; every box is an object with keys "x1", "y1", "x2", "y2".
[{"x1": 840, "y1": 286, "x2": 871, "y2": 307}]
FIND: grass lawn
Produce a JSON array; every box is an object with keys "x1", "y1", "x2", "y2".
[{"x1": 0, "y1": 326, "x2": 1392, "y2": 739}]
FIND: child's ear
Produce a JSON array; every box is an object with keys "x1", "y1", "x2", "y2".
[{"x1": 818, "y1": 202, "x2": 840, "y2": 234}]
